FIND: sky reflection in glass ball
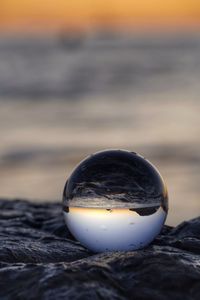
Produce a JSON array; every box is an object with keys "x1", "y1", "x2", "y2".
[{"x1": 63, "y1": 149, "x2": 168, "y2": 252}]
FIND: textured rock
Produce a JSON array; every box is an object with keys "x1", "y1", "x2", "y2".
[{"x1": 0, "y1": 198, "x2": 199, "y2": 300}]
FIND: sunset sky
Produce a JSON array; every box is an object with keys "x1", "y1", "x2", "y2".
[{"x1": 1, "y1": 0, "x2": 200, "y2": 32}]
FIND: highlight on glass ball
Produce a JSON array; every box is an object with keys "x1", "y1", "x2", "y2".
[{"x1": 63, "y1": 149, "x2": 168, "y2": 253}]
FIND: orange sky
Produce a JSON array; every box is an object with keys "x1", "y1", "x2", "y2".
[{"x1": 1, "y1": 0, "x2": 200, "y2": 32}]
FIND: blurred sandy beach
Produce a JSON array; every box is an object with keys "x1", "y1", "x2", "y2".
[{"x1": 0, "y1": 32, "x2": 200, "y2": 225}]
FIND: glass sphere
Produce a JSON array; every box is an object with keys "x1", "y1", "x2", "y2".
[{"x1": 63, "y1": 149, "x2": 168, "y2": 252}]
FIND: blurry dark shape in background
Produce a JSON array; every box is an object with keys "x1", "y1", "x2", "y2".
[{"x1": 59, "y1": 31, "x2": 86, "y2": 52}]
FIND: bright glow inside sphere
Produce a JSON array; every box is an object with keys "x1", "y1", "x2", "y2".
[{"x1": 63, "y1": 149, "x2": 168, "y2": 252}]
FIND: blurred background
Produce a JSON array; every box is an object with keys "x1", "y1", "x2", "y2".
[{"x1": 0, "y1": 0, "x2": 200, "y2": 225}]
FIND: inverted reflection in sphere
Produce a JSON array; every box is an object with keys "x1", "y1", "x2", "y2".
[{"x1": 63, "y1": 149, "x2": 168, "y2": 252}]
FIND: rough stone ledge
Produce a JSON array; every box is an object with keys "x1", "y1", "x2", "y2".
[{"x1": 0, "y1": 198, "x2": 199, "y2": 300}]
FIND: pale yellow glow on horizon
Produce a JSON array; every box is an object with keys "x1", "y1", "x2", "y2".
[{"x1": 68, "y1": 207, "x2": 139, "y2": 217}]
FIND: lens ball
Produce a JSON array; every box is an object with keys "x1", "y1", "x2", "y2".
[{"x1": 63, "y1": 149, "x2": 168, "y2": 252}]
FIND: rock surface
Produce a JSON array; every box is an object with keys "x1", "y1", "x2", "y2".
[{"x1": 0, "y1": 198, "x2": 199, "y2": 300}]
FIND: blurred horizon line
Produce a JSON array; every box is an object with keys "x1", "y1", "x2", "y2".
[
  {"x1": 1, "y1": 22, "x2": 200, "y2": 35},
  {"x1": 0, "y1": 24, "x2": 200, "y2": 38}
]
